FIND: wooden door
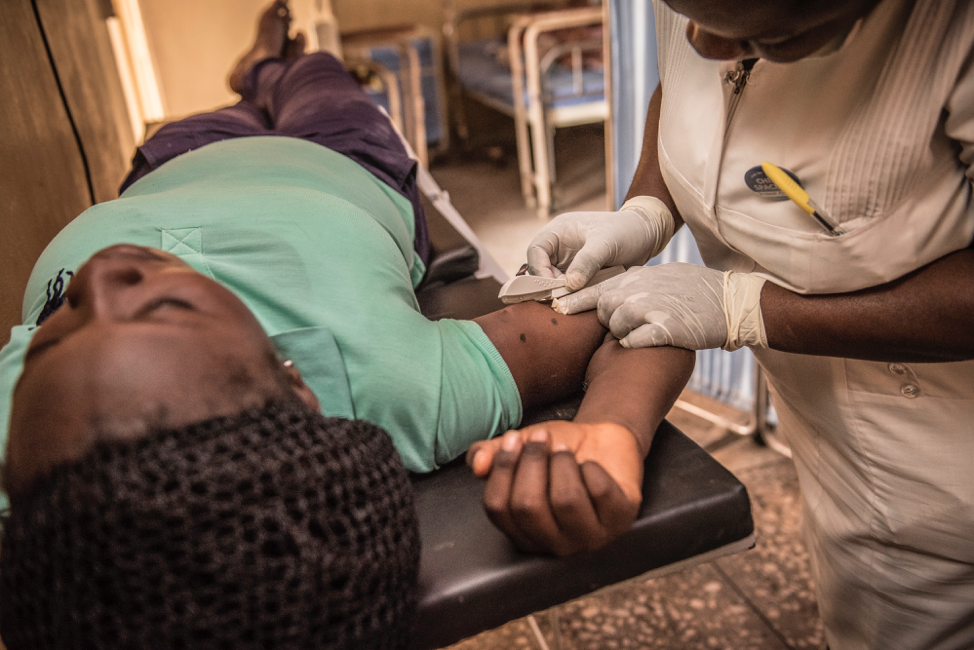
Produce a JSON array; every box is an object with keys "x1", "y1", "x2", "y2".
[{"x1": 0, "y1": 0, "x2": 133, "y2": 345}]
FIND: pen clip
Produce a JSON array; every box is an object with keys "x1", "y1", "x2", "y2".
[{"x1": 761, "y1": 161, "x2": 843, "y2": 237}]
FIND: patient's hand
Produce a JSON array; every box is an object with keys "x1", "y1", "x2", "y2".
[{"x1": 467, "y1": 421, "x2": 642, "y2": 556}]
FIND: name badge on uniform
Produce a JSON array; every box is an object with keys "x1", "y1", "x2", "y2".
[{"x1": 744, "y1": 165, "x2": 801, "y2": 201}]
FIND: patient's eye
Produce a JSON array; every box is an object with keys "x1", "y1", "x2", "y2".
[{"x1": 137, "y1": 297, "x2": 195, "y2": 318}]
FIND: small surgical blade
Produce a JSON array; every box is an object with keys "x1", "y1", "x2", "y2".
[{"x1": 498, "y1": 266, "x2": 626, "y2": 304}]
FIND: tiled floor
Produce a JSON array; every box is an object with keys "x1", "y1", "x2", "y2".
[{"x1": 429, "y1": 120, "x2": 826, "y2": 650}]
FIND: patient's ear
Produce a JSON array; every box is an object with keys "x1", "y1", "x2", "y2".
[{"x1": 282, "y1": 361, "x2": 321, "y2": 411}]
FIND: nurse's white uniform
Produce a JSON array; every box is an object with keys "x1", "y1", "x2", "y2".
[{"x1": 653, "y1": 0, "x2": 974, "y2": 647}]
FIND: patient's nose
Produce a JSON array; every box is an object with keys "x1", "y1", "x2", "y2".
[{"x1": 66, "y1": 255, "x2": 147, "y2": 318}]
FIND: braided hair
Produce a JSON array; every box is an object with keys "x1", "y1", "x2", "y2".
[{"x1": 0, "y1": 400, "x2": 420, "y2": 649}]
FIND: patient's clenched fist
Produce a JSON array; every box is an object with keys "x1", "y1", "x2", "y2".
[{"x1": 467, "y1": 422, "x2": 643, "y2": 556}]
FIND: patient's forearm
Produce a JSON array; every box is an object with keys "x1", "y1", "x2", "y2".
[
  {"x1": 475, "y1": 302, "x2": 606, "y2": 412},
  {"x1": 576, "y1": 343, "x2": 694, "y2": 456},
  {"x1": 474, "y1": 302, "x2": 694, "y2": 444},
  {"x1": 466, "y1": 339, "x2": 695, "y2": 556}
]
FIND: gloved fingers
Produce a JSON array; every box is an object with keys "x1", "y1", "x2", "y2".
[
  {"x1": 552, "y1": 284, "x2": 602, "y2": 315},
  {"x1": 526, "y1": 227, "x2": 580, "y2": 277},
  {"x1": 481, "y1": 434, "x2": 545, "y2": 553},
  {"x1": 615, "y1": 306, "x2": 727, "y2": 350},
  {"x1": 547, "y1": 450, "x2": 606, "y2": 553},
  {"x1": 554, "y1": 267, "x2": 630, "y2": 315},
  {"x1": 563, "y1": 240, "x2": 614, "y2": 290},
  {"x1": 602, "y1": 290, "x2": 656, "y2": 339},
  {"x1": 589, "y1": 263, "x2": 731, "y2": 349},
  {"x1": 526, "y1": 242, "x2": 562, "y2": 279},
  {"x1": 592, "y1": 268, "x2": 651, "y2": 322},
  {"x1": 618, "y1": 322, "x2": 675, "y2": 349},
  {"x1": 580, "y1": 461, "x2": 641, "y2": 538}
]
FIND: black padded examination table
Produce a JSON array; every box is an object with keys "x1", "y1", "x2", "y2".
[
  {"x1": 408, "y1": 415, "x2": 754, "y2": 650},
  {"x1": 408, "y1": 187, "x2": 755, "y2": 649}
]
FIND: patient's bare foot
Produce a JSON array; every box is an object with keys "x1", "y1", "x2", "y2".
[
  {"x1": 229, "y1": 0, "x2": 292, "y2": 95},
  {"x1": 285, "y1": 31, "x2": 307, "y2": 61}
]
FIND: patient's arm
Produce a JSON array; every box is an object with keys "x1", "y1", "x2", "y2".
[
  {"x1": 473, "y1": 301, "x2": 607, "y2": 413},
  {"x1": 471, "y1": 303, "x2": 694, "y2": 555}
]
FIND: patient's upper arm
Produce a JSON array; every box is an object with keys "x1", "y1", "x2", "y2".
[{"x1": 474, "y1": 302, "x2": 606, "y2": 412}]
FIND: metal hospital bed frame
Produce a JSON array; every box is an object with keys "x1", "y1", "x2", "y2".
[
  {"x1": 343, "y1": 24, "x2": 452, "y2": 168},
  {"x1": 408, "y1": 164, "x2": 756, "y2": 649},
  {"x1": 443, "y1": 0, "x2": 609, "y2": 216}
]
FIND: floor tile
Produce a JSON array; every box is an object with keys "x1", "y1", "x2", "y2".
[{"x1": 714, "y1": 457, "x2": 826, "y2": 650}]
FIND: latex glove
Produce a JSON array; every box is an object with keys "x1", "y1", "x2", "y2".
[
  {"x1": 525, "y1": 196, "x2": 675, "y2": 292},
  {"x1": 467, "y1": 421, "x2": 641, "y2": 556},
  {"x1": 553, "y1": 263, "x2": 768, "y2": 351}
]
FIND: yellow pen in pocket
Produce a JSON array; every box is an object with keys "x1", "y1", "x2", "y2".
[{"x1": 762, "y1": 162, "x2": 843, "y2": 236}]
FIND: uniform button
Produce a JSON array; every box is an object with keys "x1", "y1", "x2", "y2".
[
  {"x1": 888, "y1": 363, "x2": 906, "y2": 375},
  {"x1": 900, "y1": 384, "x2": 920, "y2": 399}
]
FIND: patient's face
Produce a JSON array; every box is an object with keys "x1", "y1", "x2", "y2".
[{"x1": 6, "y1": 244, "x2": 292, "y2": 495}]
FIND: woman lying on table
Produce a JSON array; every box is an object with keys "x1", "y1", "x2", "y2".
[{"x1": 0, "y1": 3, "x2": 692, "y2": 648}]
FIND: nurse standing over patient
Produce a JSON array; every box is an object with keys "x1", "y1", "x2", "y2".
[{"x1": 525, "y1": 0, "x2": 974, "y2": 648}]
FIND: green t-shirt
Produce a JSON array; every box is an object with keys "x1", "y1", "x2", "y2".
[{"x1": 0, "y1": 137, "x2": 521, "y2": 478}]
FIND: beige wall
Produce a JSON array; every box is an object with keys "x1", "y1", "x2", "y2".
[
  {"x1": 334, "y1": 0, "x2": 445, "y2": 33},
  {"x1": 139, "y1": 0, "x2": 275, "y2": 116},
  {"x1": 138, "y1": 0, "x2": 506, "y2": 118}
]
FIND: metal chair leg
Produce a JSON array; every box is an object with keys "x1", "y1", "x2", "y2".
[
  {"x1": 527, "y1": 614, "x2": 552, "y2": 650},
  {"x1": 549, "y1": 608, "x2": 563, "y2": 650},
  {"x1": 672, "y1": 361, "x2": 791, "y2": 458}
]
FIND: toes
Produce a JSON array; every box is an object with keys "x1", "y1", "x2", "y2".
[{"x1": 261, "y1": 0, "x2": 289, "y2": 27}]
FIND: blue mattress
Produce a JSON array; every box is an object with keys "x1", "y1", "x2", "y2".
[
  {"x1": 358, "y1": 37, "x2": 445, "y2": 145},
  {"x1": 457, "y1": 38, "x2": 605, "y2": 109}
]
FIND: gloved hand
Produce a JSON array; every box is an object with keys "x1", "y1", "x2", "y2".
[
  {"x1": 525, "y1": 196, "x2": 675, "y2": 292},
  {"x1": 553, "y1": 263, "x2": 768, "y2": 351}
]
